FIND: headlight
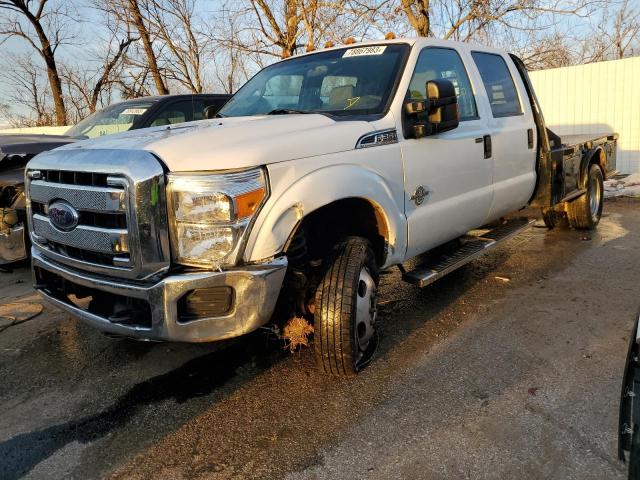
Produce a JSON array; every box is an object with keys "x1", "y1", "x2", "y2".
[{"x1": 167, "y1": 168, "x2": 267, "y2": 268}]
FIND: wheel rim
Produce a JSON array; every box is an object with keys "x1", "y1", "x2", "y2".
[
  {"x1": 355, "y1": 266, "x2": 377, "y2": 353},
  {"x1": 589, "y1": 171, "x2": 602, "y2": 221}
]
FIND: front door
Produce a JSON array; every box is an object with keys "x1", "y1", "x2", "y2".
[{"x1": 402, "y1": 46, "x2": 493, "y2": 259}]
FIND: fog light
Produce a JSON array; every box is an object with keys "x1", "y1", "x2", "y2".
[{"x1": 178, "y1": 287, "x2": 234, "y2": 322}]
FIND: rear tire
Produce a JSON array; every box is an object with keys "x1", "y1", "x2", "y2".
[
  {"x1": 313, "y1": 237, "x2": 379, "y2": 376},
  {"x1": 567, "y1": 164, "x2": 604, "y2": 230}
]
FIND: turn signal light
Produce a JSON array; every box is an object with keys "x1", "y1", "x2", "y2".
[{"x1": 236, "y1": 187, "x2": 265, "y2": 219}]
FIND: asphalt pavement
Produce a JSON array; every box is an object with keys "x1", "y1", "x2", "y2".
[{"x1": 1, "y1": 198, "x2": 638, "y2": 480}]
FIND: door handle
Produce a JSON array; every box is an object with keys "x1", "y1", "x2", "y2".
[
  {"x1": 483, "y1": 134, "x2": 492, "y2": 159},
  {"x1": 474, "y1": 137, "x2": 483, "y2": 143}
]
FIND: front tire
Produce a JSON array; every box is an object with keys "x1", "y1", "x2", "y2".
[
  {"x1": 314, "y1": 237, "x2": 379, "y2": 376},
  {"x1": 567, "y1": 164, "x2": 604, "y2": 230}
]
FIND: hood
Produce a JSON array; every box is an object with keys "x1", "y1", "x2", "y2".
[
  {"x1": 56, "y1": 115, "x2": 374, "y2": 171},
  {"x1": 0, "y1": 134, "x2": 76, "y2": 160}
]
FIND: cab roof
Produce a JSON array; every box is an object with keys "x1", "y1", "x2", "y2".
[{"x1": 288, "y1": 36, "x2": 508, "y2": 60}]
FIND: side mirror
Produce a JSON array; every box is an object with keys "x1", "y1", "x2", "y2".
[
  {"x1": 404, "y1": 79, "x2": 459, "y2": 138},
  {"x1": 203, "y1": 105, "x2": 218, "y2": 119}
]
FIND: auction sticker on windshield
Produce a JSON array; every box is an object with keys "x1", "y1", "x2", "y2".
[
  {"x1": 343, "y1": 46, "x2": 387, "y2": 57},
  {"x1": 121, "y1": 108, "x2": 148, "y2": 115}
]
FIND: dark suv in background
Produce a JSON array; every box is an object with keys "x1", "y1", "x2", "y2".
[{"x1": 0, "y1": 93, "x2": 231, "y2": 266}]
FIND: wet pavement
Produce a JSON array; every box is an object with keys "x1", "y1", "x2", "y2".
[{"x1": 1, "y1": 198, "x2": 639, "y2": 480}]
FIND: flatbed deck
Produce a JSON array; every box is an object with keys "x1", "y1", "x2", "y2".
[{"x1": 561, "y1": 132, "x2": 616, "y2": 147}]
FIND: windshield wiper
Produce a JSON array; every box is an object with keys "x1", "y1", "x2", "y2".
[{"x1": 266, "y1": 109, "x2": 309, "y2": 115}]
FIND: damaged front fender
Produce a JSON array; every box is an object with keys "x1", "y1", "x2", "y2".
[{"x1": 0, "y1": 179, "x2": 28, "y2": 265}]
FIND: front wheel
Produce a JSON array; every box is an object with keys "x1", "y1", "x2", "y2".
[
  {"x1": 567, "y1": 164, "x2": 604, "y2": 230},
  {"x1": 314, "y1": 237, "x2": 379, "y2": 376}
]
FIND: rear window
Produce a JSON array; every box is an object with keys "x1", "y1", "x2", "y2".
[{"x1": 471, "y1": 52, "x2": 522, "y2": 117}]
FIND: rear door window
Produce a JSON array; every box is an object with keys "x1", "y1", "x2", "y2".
[
  {"x1": 471, "y1": 52, "x2": 522, "y2": 117},
  {"x1": 408, "y1": 47, "x2": 478, "y2": 121}
]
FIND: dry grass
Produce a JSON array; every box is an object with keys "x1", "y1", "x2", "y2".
[{"x1": 282, "y1": 316, "x2": 314, "y2": 352}]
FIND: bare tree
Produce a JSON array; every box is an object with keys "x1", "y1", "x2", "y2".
[
  {"x1": 248, "y1": 0, "x2": 303, "y2": 58},
  {"x1": 400, "y1": 0, "x2": 429, "y2": 36},
  {"x1": 145, "y1": 0, "x2": 208, "y2": 92},
  {"x1": 97, "y1": 0, "x2": 170, "y2": 95},
  {"x1": 209, "y1": 7, "x2": 251, "y2": 93},
  {"x1": 397, "y1": 0, "x2": 605, "y2": 43},
  {"x1": 0, "y1": 0, "x2": 74, "y2": 125},
  {"x1": 589, "y1": 0, "x2": 640, "y2": 60},
  {"x1": 61, "y1": 33, "x2": 137, "y2": 120},
  {"x1": 0, "y1": 54, "x2": 55, "y2": 126},
  {"x1": 515, "y1": 31, "x2": 575, "y2": 70},
  {"x1": 520, "y1": 0, "x2": 640, "y2": 68},
  {"x1": 116, "y1": 67, "x2": 154, "y2": 98},
  {"x1": 231, "y1": 0, "x2": 363, "y2": 59}
]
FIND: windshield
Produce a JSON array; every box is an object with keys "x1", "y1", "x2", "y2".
[
  {"x1": 65, "y1": 101, "x2": 155, "y2": 139},
  {"x1": 218, "y1": 44, "x2": 409, "y2": 118}
]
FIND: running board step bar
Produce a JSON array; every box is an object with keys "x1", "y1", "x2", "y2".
[{"x1": 402, "y1": 217, "x2": 535, "y2": 288}]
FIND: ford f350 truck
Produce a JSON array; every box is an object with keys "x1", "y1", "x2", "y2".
[{"x1": 25, "y1": 38, "x2": 617, "y2": 376}]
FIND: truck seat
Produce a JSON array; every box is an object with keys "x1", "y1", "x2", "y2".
[{"x1": 328, "y1": 85, "x2": 355, "y2": 109}]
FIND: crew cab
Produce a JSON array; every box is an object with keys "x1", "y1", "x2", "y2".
[
  {"x1": 0, "y1": 93, "x2": 230, "y2": 266},
  {"x1": 25, "y1": 38, "x2": 617, "y2": 376}
]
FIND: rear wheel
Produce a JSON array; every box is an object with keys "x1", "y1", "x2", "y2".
[
  {"x1": 567, "y1": 164, "x2": 604, "y2": 230},
  {"x1": 313, "y1": 237, "x2": 379, "y2": 376}
]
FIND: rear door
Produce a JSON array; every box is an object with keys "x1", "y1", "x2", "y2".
[
  {"x1": 470, "y1": 51, "x2": 537, "y2": 219},
  {"x1": 402, "y1": 46, "x2": 494, "y2": 259}
]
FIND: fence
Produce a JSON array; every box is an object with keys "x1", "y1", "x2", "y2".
[{"x1": 529, "y1": 56, "x2": 640, "y2": 174}]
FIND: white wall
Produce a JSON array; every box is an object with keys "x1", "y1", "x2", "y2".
[
  {"x1": 0, "y1": 126, "x2": 70, "y2": 135},
  {"x1": 529, "y1": 56, "x2": 640, "y2": 174}
]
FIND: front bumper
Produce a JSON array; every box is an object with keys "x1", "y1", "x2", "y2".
[
  {"x1": 0, "y1": 223, "x2": 27, "y2": 265},
  {"x1": 32, "y1": 248, "x2": 287, "y2": 342}
]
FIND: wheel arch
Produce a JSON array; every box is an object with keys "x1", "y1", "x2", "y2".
[
  {"x1": 580, "y1": 146, "x2": 607, "y2": 187},
  {"x1": 286, "y1": 197, "x2": 390, "y2": 267},
  {"x1": 243, "y1": 164, "x2": 406, "y2": 268}
]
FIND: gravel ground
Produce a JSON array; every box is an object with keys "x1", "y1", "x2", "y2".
[{"x1": 0, "y1": 197, "x2": 638, "y2": 480}]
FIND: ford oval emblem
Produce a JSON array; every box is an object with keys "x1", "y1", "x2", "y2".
[{"x1": 48, "y1": 201, "x2": 79, "y2": 231}]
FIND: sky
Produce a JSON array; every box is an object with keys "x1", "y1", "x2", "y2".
[
  {"x1": 0, "y1": 0, "x2": 227, "y2": 124},
  {"x1": 0, "y1": 0, "x2": 636, "y2": 126}
]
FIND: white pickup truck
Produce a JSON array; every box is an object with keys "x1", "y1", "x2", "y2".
[{"x1": 26, "y1": 38, "x2": 617, "y2": 376}]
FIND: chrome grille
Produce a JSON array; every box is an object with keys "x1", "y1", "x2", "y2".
[
  {"x1": 39, "y1": 169, "x2": 110, "y2": 187},
  {"x1": 29, "y1": 181, "x2": 126, "y2": 212},
  {"x1": 32, "y1": 215, "x2": 128, "y2": 254},
  {"x1": 26, "y1": 148, "x2": 170, "y2": 280}
]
